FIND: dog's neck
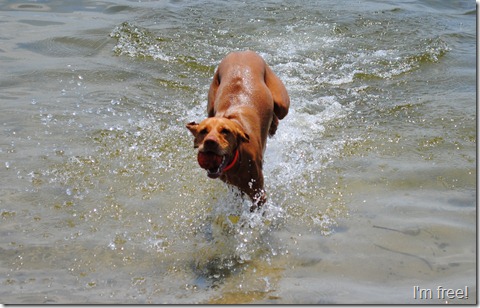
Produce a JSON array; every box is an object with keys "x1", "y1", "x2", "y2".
[{"x1": 223, "y1": 148, "x2": 239, "y2": 172}]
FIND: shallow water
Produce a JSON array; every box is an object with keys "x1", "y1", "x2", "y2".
[{"x1": 0, "y1": 0, "x2": 476, "y2": 304}]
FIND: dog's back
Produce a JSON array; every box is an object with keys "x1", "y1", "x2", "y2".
[{"x1": 207, "y1": 51, "x2": 289, "y2": 150}]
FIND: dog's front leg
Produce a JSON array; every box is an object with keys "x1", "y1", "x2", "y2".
[
  {"x1": 245, "y1": 170, "x2": 266, "y2": 212},
  {"x1": 249, "y1": 190, "x2": 266, "y2": 212}
]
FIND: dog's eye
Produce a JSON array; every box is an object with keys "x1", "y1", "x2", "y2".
[
  {"x1": 220, "y1": 128, "x2": 230, "y2": 135},
  {"x1": 199, "y1": 128, "x2": 208, "y2": 135}
]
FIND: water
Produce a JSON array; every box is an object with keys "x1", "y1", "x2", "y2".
[{"x1": 0, "y1": 0, "x2": 475, "y2": 304}]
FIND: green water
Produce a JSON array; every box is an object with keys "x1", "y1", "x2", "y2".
[{"x1": 0, "y1": 0, "x2": 475, "y2": 304}]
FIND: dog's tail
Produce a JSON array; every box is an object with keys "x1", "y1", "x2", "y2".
[
  {"x1": 265, "y1": 65, "x2": 290, "y2": 120},
  {"x1": 265, "y1": 63, "x2": 289, "y2": 138},
  {"x1": 268, "y1": 114, "x2": 279, "y2": 137}
]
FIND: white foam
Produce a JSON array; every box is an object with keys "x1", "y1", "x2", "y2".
[{"x1": 205, "y1": 187, "x2": 286, "y2": 262}]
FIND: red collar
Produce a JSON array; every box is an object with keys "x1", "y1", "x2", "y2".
[{"x1": 222, "y1": 149, "x2": 239, "y2": 172}]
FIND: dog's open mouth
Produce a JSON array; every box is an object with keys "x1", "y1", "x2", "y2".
[
  {"x1": 206, "y1": 155, "x2": 228, "y2": 178},
  {"x1": 197, "y1": 151, "x2": 229, "y2": 179}
]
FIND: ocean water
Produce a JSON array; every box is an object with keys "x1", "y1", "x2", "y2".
[{"x1": 0, "y1": 0, "x2": 476, "y2": 304}]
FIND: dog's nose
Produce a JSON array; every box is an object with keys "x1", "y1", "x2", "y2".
[{"x1": 203, "y1": 135, "x2": 219, "y2": 148}]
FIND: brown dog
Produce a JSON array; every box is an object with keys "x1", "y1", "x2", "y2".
[{"x1": 186, "y1": 51, "x2": 289, "y2": 211}]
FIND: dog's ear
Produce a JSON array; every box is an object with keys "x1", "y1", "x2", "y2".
[
  {"x1": 186, "y1": 122, "x2": 200, "y2": 148},
  {"x1": 238, "y1": 130, "x2": 250, "y2": 144},
  {"x1": 186, "y1": 122, "x2": 199, "y2": 137},
  {"x1": 234, "y1": 124, "x2": 250, "y2": 144},
  {"x1": 226, "y1": 120, "x2": 249, "y2": 144}
]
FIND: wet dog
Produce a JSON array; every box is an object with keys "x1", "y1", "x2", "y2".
[{"x1": 186, "y1": 51, "x2": 289, "y2": 211}]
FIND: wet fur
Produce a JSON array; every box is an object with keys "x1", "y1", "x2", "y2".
[{"x1": 187, "y1": 51, "x2": 290, "y2": 211}]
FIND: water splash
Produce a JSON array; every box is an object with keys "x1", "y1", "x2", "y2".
[{"x1": 110, "y1": 22, "x2": 172, "y2": 61}]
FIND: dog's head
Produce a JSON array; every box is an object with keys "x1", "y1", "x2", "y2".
[{"x1": 186, "y1": 117, "x2": 249, "y2": 178}]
